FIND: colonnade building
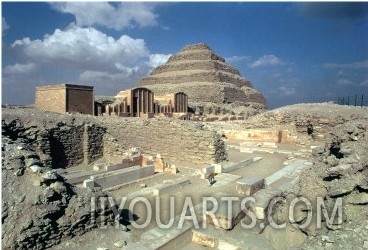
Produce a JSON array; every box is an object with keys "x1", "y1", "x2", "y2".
[{"x1": 95, "y1": 87, "x2": 189, "y2": 119}]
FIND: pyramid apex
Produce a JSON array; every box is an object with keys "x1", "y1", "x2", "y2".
[{"x1": 181, "y1": 43, "x2": 213, "y2": 52}]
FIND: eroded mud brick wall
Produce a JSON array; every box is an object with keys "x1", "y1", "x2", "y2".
[
  {"x1": 48, "y1": 125, "x2": 85, "y2": 168},
  {"x1": 2, "y1": 112, "x2": 106, "y2": 168},
  {"x1": 83, "y1": 124, "x2": 105, "y2": 164},
  {"x1": 66, "y1": 86, "x2": 94, "y2": 115},
  {"x1": 46, "y1": 124, "x2": 105, "y2": 168},
  {"x1": 106, "y1": 118, "x2": 227, "y2": 164}
]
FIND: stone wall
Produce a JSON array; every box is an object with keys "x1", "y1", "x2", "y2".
[
  {"x1": 83, "y1": 124, "x2": 106, "y2": 164},
  {"x1": 48, "y1": 125, "x2": 85, "y2": 168},
  {"x1": 66, "y1": 87, "x2": 94, "y2": 115},
  {"x1": 104, "y1": 118, "x2": 227, "y2": 164},
  {"x1": 2, "y1": 108, "x2": 105, "y2": 169},
  {"x1": 35, "y1": 84, "x2": 94, "y2": 115},
  {"x1": 222, "y1": 129, "x2": 296, "y2": 143},
  {"x1": 35, "y1": 85, "x2": 66, "y2": 113}
]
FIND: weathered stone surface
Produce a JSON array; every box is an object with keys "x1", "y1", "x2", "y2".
[
  {"x1": 263, "y1": 225, "x2": 307, "y2": 250},
  {"x1": 105, "y1": 118, "x2": 227, "y2": 164},
  {"x1": 346, "y1": 192, "x2": 368, "y2": 205},
  {"x1": 328, "y1": 174, "x2": 365, "y2": 197},
  {"x1": 192, "y1": 230, "x2": 216, "y2": 247},
  {"x1": 236, "y1": 176, "x2": 264, "y2": 195},
  {"x1": 326, "y1": 164, "x2": 353, "y2": 178},
  {"x1": 2, "y1": 109, "x2": 106, "y2": 169}
]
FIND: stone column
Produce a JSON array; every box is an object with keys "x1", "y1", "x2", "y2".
[
  {"x1": 117, "y1": 103, "x2": 120, "y2": 116},
  {"x1": 184, "y1": 95, "x2": 188, "y2": 113},
  {"x1": 122, "y1": 101, "x2": 126, "y2": 113},
  {"x1": 179, "y1": 94, "x2": 183, "y2": 112},
  {"x1": 145, "y1": 90, "x2": 149, "y2": 113},
  {"x1": 135, "y1": 91, "x2": 139, "y2": 116},
  {"x1": 140, "y1": 89, "x2": 144, "y2": 114},
  {"x1": 149, "y1": 92, "x2": 154, "y2": 113},
  {"x1": 106, "y1": 104, "x2": 110, "y2": 115}
]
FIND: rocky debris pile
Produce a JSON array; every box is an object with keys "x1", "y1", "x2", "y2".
[
  {"x1": 238, "y1": 103, "x2": 368, "y2": 143},
  {"x1": 190, "y1": 100, "x2": 265, "y2": 118},
  {"x1": 2, "y1": 107, "x2": 106, "y2": 169},
  {"x1": 270, "y1": 119, "x2": 368, "y2": 249},
  {"x1": 1, "y1": 137, "x2": 114, "y2": 249},
  {"x1": 102, "y1": 134, "x2": 127, "y2": 164},
  {"x1": 137, "y1": 43, "x2": 267, "y2": 115},
  {"x1": 1, "y1": 108, "x2": 115, "y2": 249}
]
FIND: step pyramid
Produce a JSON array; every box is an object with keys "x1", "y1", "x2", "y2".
[{"x1": 137, "y1": 43, "x2": 267, "y2": 115}]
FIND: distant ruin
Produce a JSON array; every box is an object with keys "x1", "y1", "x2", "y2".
[
  {"x1": 99, "y1": 87, "x2": 189, "y2": 119},
  {"x1": 34, "y1": 43, "x2": 266, "y2": 119},
  {"x1": 35, "y1": 84, "x2": 94, "y2": 115}
]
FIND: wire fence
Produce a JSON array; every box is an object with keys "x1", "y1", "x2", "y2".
[{"x1": 336, "y1": 94, "x2": 368, "y2": 107}]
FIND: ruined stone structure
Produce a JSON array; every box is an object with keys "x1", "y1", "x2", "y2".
[
  {"x1": 35, "y1": 84, "x2": 94, "y2": 115},
  {"x1": 137, "y1": 43, "x2": 267, "y2": 115},
  {"x1": 105, "y1": 118, "x2": 227, "y2": 164},
  {"x1": 98, "y1": 87, "x2": 189, "y2": 119},
  {"x1": 113, "y1": 87, "x2": 155, "y2": 118}
]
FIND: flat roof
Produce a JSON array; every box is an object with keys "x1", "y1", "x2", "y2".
[{"x1": 36, "y1": 83, "x2": 94, "y2": 90}]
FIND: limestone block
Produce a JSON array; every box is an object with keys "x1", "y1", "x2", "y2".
[
  {"x1": 210, "y1": 163, "x2": 223, "y2": 173},
  {"x1": 202, "y1": 165, "x2": 215, "y2": 174},
  {"x1": 154, "y1": 154, "x2": 165, "y2": 173},
  {"x1": 93, "y1": 163, "x2": 105, "y2": 171},
  {"x1": 221, "y1": 158, "x2": 254, "y2": 173},
  {"x1": 152, "y1": 178, "x2": 190, "y2": 196},
  {"x1": 29, "y1": 165, "x2": 42, "y2": 173},
  {"x1": 167, "y1": 164, "x2": 178, "y2": 174},
  {"x1": 192, "y1": 230, "x2": 216, "y2": 247},
  {"x1": 83, "y1": 179, "x2": 95, "y2": 189},
  {"x1": 262, "y1": 142, "x2": 278, "y2": 148},
  {"x1": 93, "y1": 165, "x2": 154, "y2": 189},
  {"x1": 205, "y1": 197, "x2": 245, "y2": 230},
  {"x1": 250, "y1": 188, "x2": 283, "y2": 220},
  {"x1": 236, "y1": 176, "x2": 265, "y2": 195},
  {"x1": 105, "y1": 164, "x2": 125, "y2": 172}
]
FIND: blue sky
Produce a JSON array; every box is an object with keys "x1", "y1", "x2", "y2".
[{"x1": 2, "y1": 2, "x2": 368, "y2": 108}]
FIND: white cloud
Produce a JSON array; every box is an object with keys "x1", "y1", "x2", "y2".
[
  {"x1": 337, "y1": 78, "x2": 354, "y2": 85},
  {"x1": 278, "y1": 86, "x2": 296, "y2": 96},
  {"x1": 324, "y1": 60, "x2": 368, "y2": 69},
  {"x1": 50, "y1": 2, "x2": 159, "y2": 30},
  {"x1": 360, "y1": 78, "x2": 368, "y2": 86},
  {"x1": 79, "y1": 70, "x2": 136, "y2": 83},
  {"x1": 3, "y1": 63, "x2": 37, "y2": 75},
  {"x1": 147, "y1": 54, "x2": 171, "y2": 68},
  {"x1": 11, "y1": 26, "x2": 149, "y2": 71},
  {"x1": 226, "y1": 55, "x2": 251, "y2": 63},
  {"x1": 2, "y1": 17, "x2": 10, "y2": 33},
  {"x1": 4, "y1": 26, "x2": 172, "y2": 104},
  {"x1": 249, "y1": 55, "x2": 286, "y2": 68}
]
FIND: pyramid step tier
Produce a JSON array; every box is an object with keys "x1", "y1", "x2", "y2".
[
  {"x1": 167, "y1": 49, "x2": 226, "y2": 64},
  {"x1": 150, "y1": 60, "x2": 241, "y2": 76},
  {"x1": 143, "y1": 82, "x2": 260, "y2": 104},
  {"x1": 138, "y1": 70, "x2": 253, "y2": 89}
]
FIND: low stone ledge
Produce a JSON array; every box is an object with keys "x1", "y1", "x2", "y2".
[
  {"x1": 236, "y1": 176, "x2": 265, "y2": 195},
  {"x1": 152, "y1": 177, "x2": 191, "y2": 196}
]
